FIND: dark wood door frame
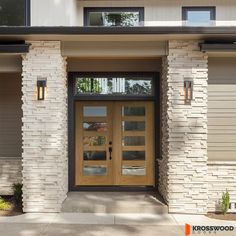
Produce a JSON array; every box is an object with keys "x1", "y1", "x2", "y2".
[{"x1": 68, "y1": 72, "x2": 161, "y2": 191}]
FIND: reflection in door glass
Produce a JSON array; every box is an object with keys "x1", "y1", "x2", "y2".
[
  {"x1": 83, "y1": 106, "x2": 107, "y2": 117},
  {"x1": 122, "y1": 166, "x2": 146, "y2": 176},
  {"x1": 83, "y1": 165, "x2": 107, "y2": 176},
  {"x1": 83, "y1": 122, "x2": 107, "y2": 132},
  {"x1": 122, "y1": 136, "x2": 145, "y2": 146},
  {"x1": 122, "y1": 107, "x2": 145, "y2": 116},
  {"x1": 84, "y1": 151, "x2": 106, "y2": 161},
  {"x1": 123, "y1": 151, "x2": 145, "y2": 160},
  {"x1": 83, "y1": 136, "x2": 106, "y2": 146},
  {"x1": 122, "y1": 121, "x2": 145, "y2": 131}
]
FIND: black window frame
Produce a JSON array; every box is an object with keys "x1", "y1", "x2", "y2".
[
  {"x1": 182, "y1": 6, "x2": 216, "y2": 25},
  {"x1": 71, "y1": 72, "x2": 155, "y2": 100},
  {"x1": 0, "y1": 0, "x2": 30, "y2": 26},
  {"x1": 68, "y1": 71, "x2": 161, "y2": 191},
  {"x1": 84, "y1": 7, "x2": 144, "y2": 26}
]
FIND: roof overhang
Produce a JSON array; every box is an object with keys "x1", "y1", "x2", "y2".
[
  {"x1": 0, "y1": 26, "x2": 236, "y2": 41},
  {"x1": 0, "y1": 41, "x2": 30, "y2": 54},
  {"x1": 200, "y1": 43, "x2": 236, "y2": 52}
]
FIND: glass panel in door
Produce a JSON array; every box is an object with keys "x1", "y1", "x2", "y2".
[
  {"x1": 75, "y1": 102, "x2": 113, "y2": 186},
  {"x1": 113, "y1": 102, "x2": 154, "y2": 186}
]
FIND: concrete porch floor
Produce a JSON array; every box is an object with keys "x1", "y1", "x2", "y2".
[{"x1": 62, "y1": 192, "x2": 168, "y2": 214}]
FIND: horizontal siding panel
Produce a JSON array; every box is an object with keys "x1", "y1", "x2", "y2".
[
  {"x1": 208, "y1": 85, "x2": 236, "y2": 92},
  {"x1": 208, "y1": 130, "x2": 236, "y2": 135},
  {"x1": 208, "y1": 135, "x2": 236, "y2": 143},
  {"x1": 208, "y1": 151, "x2": 236, "y2": 161},
  {"x1": 208, "y1": 58, "x2": 236, "y2": 161},
  {"x1": 208, "y1": 142, "x2": 236, "y2": 147},
  {"x1": 208, "y1": 113, "x2": 236, "y2": 118},
  {"x1": 209, "y1": 97, "x2": 236, "y2": 101},
  {"x1": 208, "y1": 101, "x2": 236, "y2": 109},
  {"x1": 208, "y1": 146, "x2": 236, "y2": 151},
  {"x1": 208, "y1": 118, "x2": 236, "y2": 126}
]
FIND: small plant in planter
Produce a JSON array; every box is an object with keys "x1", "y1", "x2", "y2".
[
  {"x1": 12, "y1": 183, "x2": 23, "y2": 207},
  {"x1": 0, "y1": 197, "x2": 11, "y2": 211},
  {"x1": 221, "y1": 189, "x2": 230, "y2": 215}
]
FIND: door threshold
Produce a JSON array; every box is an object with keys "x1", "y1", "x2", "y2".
[{"x1": 70, "y1": 186, "x2": 157, "y2": 192}]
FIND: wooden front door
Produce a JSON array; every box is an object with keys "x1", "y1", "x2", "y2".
[{"x1": 75, "y1": 101, "x2": 155, "y2": 186}]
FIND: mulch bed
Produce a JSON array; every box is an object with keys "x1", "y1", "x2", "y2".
[
  {"x1": 0, "y1": 196, "x2": 23, "y2": 217},
  {"x1": 207, "y1": 212, "x2": 236, "y2": 221}
]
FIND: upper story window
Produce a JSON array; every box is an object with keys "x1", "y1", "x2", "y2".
[
  {"x1": 182, "y1": 7, "x2": 216, "y2": 26},
  {"x1": 0, "y1": 0, "x2": 30, "y2": 26},
  {"x1": 84, "y1": 7, "x2": 144, "y2": 27}
]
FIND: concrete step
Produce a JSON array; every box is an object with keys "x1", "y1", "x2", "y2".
[{"x1": 62, "y1": 192, "x2": 168, "y2": 214}]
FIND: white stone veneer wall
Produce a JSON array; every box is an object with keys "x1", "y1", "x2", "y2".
[
  {"x1": 22, "y1": 41, "x2": 68, "y2": 212},
  {"x1": 208, "y1": 162, "x2": 236, "y2": 212},
  {"x1": 159, "y1": 40, "x2": 208, "y2": 214},
  {"x1": 0, "y1": 158, "x2": 22, "y2": 195}
]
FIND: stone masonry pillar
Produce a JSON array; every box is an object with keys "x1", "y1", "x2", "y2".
[
  {"x1": 22, "y1": 41, "x2": 68, "y2": 212},
  {"x1": 159, "y1": 40, "x2": 208, "y2": 214}
]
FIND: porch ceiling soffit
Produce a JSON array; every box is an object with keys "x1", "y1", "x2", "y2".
[
  {"x1": 61, "y1": 41, "x2": 167, "y2": 57},
  {"x1": 0, "y1": 27, "x2": 236, "y2": 42}
]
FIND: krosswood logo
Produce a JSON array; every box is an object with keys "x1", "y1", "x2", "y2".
[{"x1": 185, "y1": 223, "x2": 235, "y2": 235}]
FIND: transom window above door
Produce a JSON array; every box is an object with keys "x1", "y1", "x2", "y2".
[
  {"x1": 84, "y1": 7, "x2": 144, "y2": 26},
  {"x1": 73, "y1": 73, "x2": 155, "y2": 97},
  {"x1": 182, "y1": 7, "x2": 216, "y2": 26}
]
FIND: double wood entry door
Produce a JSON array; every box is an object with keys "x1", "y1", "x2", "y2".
[{"x1": 75, "y1": 101, "x2": 155, "y2": 186}]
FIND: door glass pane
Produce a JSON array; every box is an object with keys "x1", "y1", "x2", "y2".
[
  {"x1": 83, "y1": 136, "x2": 106, "y2": 146},
  {"x1": 122, "y1": 106, "x2": 145, "y2": 116},
  {"x1": 123, "y1": 151, "x2": 145, "y2": 160},
  {"x1": 123, "y1": 121, "x2": 145, "y2": 131},
  {"x1": 84, "y1": 151, "x2": 106, "y2": 160},
  {"x1": 83, "y1": 165, "x2": 107, "y2": 176},
  {"x1": 83, "y1": 106, "x2": 107, "y2": 117},
  {"x1": 83, "y1": 122, "x2": 108, "y2": 132},
  {"x1": 122, "y1": 136, "x2": 145, "y2": 146},
  {"x1": 122, "y1": 166, "x2": 146, "y2": 176}
]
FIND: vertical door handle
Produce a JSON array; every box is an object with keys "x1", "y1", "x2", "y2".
[{"x1": 109, "y1": 147, "x2": 112, "y2": 160}]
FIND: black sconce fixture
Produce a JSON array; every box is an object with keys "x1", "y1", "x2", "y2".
[
  {"x1": 37, "y1": 78, "x2": 47, "y2": 100},
  {"x1": 184, "y1": 79, "x2": 193, "y2": 104}
]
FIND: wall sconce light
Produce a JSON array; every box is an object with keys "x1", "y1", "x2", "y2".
[
  {"x1": 184, "y1": 79, "x2": 193, "y2": 104},
  {"x1": 37, "y1": 78, "x2": 47, "y2": 100}
]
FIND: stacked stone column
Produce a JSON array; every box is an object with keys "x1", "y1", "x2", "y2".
[
  {"x1": 21, "y1": 41, "x2": 68, "y2": 212},
  {"x1": 159, "y1": 40, "x2": 208, "y2": 214}
]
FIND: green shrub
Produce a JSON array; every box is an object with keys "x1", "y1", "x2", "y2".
[
  {"x1": 221, "y1": 190, "x2": 230, "y2": 215},
  {"x1": 0, "y1": 197, "x2": 11, "y2": 211},
  {"x1": 12, "y1": 183, "x2": 23, "y2": 206}
]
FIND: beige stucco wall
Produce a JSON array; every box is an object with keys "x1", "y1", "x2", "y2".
[
  {"x1": 67, "y1": 58, "x2": 161, "y2": 72},
  {"x1": 62, "y1": 41, "x2": 167, "y2": 58},
  {"x1": 31, "y1": 0, "x2": 236, "y2": 26},
  {"x1": 208, "y1": 57, "x2": 236, "y2": 161}
]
